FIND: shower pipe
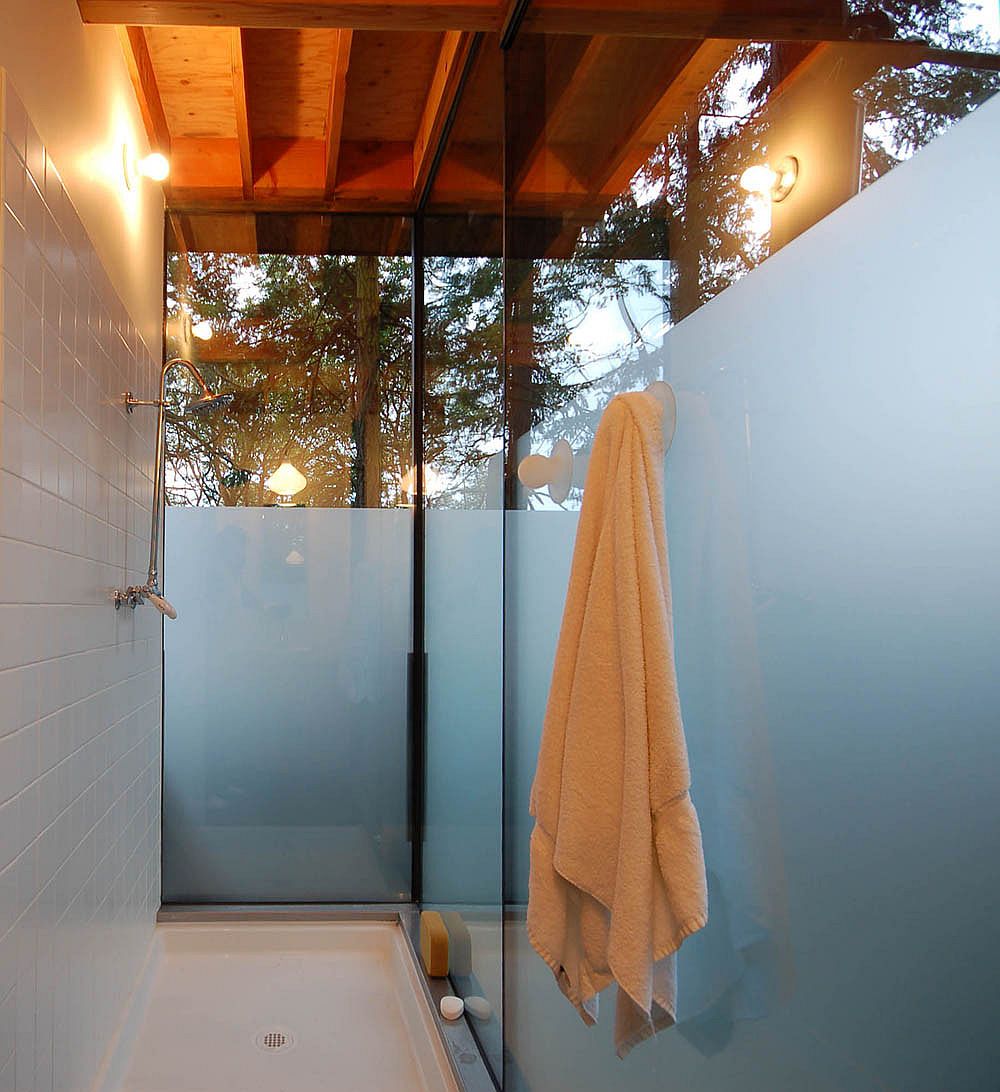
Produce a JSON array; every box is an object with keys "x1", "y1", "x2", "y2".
[{"x1": 114, "y1": 357, "x2": 232, "y2": 619}]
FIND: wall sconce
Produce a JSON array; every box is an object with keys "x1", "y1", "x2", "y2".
[
  {"x1": 122, "y1": 146, "x2": 170, "y2": 190},
  {"x1": 400, "y1": 464, "x2": 443, "y2": 502},
  {"x1": 740, "y1": 156, "x2": 798, "y2": 202},
  {"x1": 192, "y1": 320, "x2": 213, "y2": 341},
  {"x1": 265, "y1": 462, "x2": 307, "y2": 506}
]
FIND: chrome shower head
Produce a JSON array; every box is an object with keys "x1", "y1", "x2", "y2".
[
  {"x1": 184, "y1": 391, "x2": 234, "y2": 416},
  {"x1": 144, "y1": 588, "x2": 178, "y2": 619}
]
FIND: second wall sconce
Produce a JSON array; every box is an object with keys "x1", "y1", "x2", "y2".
[{"x1": 740, "y1": 155, "x2": 799, "y2": 202}]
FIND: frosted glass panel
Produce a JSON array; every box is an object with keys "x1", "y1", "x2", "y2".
[
  {"x1": 423, "y1": 509, "x2": 504, "y2": 1080},
  {"x1": 502, "y1": 98, "x2": 1000, "y2": 1090},
  {"x1": 162, "y1": 507, "x2": 412, "y2": 902},
  {"x1": 424, "y1": 511, "x2": 502, "y2": 903}
]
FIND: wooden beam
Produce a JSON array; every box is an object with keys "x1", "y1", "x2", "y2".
[
  {"x1": 525, "y1": 1, "x2": 1000, "y2": 62},
  {"x1": 523, "y1": 2, "x2": 848, "y2": 41},
  {"x1": 589, "y1": 39, "x2": 737, "y2": 195},
  {"x1": 324, "y1": 28, "x2": 353, "y2": 200},
  {"x1": 117, "y1": 26, "x2": 171, "y2": 155},
  {"x1": 230, "y1": 29, "x2": 254, "y2": 200},
  {"x1": 412, "y1": 30, "x2": 475, "y2": 201},
  {"x1": 167, "y1": 137, "x2": 416, "y2": 209},
  {"x1": 80, "y1": 0, "x2": 500, "y2": 31}
]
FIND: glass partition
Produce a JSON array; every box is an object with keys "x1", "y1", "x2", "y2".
[
  {"x1": 154, "y1": 13, "x2": 999, "y2": 1087},
  {"x1": 500, "y1": 14, "x2": 999, "y2": 1092},
  {"x1": 161, "y1": 214, "x2": 415, "y2": 902},
  {"x1": 420, "y1": 36, "x2": 506, "y2": 1085}
]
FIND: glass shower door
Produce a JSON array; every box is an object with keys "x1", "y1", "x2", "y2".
[
  {"x1": 419, "y1": 35, "x2": 506, "y2": 1086},
  {"x1": 161, "y1": 216, "x2": 415, "y2": 902}
]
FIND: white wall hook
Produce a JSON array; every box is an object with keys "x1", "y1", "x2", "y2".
[{"x1": 518, "y1": 438, "x2": 574, "y2": 504}]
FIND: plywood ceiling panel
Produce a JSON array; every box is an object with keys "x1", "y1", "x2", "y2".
[
  {"x1": 342, "y1": 31, "x2": 444, "y2": 142},
  {"x1": 242, "y1": 29, "x2": 336, "y2": 139},
  {"x1": 145, "y1": 26, "x2": 238, "y2": 139}
]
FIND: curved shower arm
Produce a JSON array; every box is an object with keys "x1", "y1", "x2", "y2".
[
  {"x1": 122, "y1": 358, "x2": 215, "y2": 596},
  {"x1": 147, "y1": 358, "x2": 214, "y2": 592},
  {"x1": 115, "y1": 359, "x2": 229, "y2": 618},
  {"x1": 124, "y1": 356, "x2": 213, "y2": 412}
]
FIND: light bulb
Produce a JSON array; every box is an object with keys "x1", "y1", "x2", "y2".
[
  {"x1": 192, "y1": 320, "x2": 213, "y2": 341},
  {"x1": 264, "y1": 462, "x2": 307, "y2": 505},
  {"x1": 137, "y1": 152, "x2": 170, "y2": 182},
  {"x1": 739, "y1": 164, "x2": 778, "y2": 196},
  {"x1": 739, "y1": 156, "x2": 798, "y2": 202}
]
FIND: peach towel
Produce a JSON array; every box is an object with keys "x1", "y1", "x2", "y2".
[{"x1": 528, "y1": 390, "x2": 708, "y2": 1058}]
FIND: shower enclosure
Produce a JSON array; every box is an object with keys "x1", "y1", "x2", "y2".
[{"x1": 158, "y1": 13, "x2": 1000, "y2": 1092}]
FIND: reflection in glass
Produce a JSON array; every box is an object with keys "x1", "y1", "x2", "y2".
[{"x1": 419, "y1": 35, "x2": 507, "y2": 1086}]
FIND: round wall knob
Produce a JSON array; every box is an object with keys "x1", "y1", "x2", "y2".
[{"x1": 517, "y1": 438, "x2": 573, "y2": 504}]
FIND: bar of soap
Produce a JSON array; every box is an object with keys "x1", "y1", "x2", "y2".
[
  {"x1": 440, "y1": 995, "x2": 465, "y2": 1021},
  {"x1": 420, "y1": 911, "x2": 449, "y2": 977},
  {"x1": 465, "y1": 995, "x2": 492, "y2": 1021},
  {"x1": 440, "y1": 911, "x2": 472, "y2": 977}
]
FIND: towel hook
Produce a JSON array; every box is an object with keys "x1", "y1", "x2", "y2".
[{"x1": 518, "y1": 439, "x2": 574, "y2": 504}]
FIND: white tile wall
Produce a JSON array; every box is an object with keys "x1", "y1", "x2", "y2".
[{"x1": 0, "y1": 74, "x2": 161, "y2": 1092}]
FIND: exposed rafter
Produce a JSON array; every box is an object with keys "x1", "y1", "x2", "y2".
[
  {"x1": 324, "y1": 29, "x2": 353, "y2": 200},
  {"x1": 117, "y1": 25, "x2": 171, "y2": 156},
  {"x1": 230, "y1": 30, "x2": 254, "y2": 200},
  {"x1": 413, "y1": 30, "x2": 475, "y2": 202}
]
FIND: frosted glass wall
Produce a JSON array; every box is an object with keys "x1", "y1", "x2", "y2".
[
  {"x1": 503, "y1": 96, "x2": 1000, "y2": 1090},
  {"x1": 424, "y1": 509, "x2": 504, "y2": 1079},
  {"x1": 424, "y1": 511, "x2": 503, "y2": 904},
  {"x1": 163, "y1": 507, "x2": 412, "y2": 902}
]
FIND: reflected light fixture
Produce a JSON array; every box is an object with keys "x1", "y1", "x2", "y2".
[
  {"x1": 400, "y1": 464, "x2": 443, "y2": 500},
  {"x1": 739, "y1": 155, "x2": 798, "y2": 202},
  {"x1": 192, "y1": 320, "x2": 213, "y2": 341},
  {"x1": 265, "y1": 462, "x2": 307, "y2": 506},
  {"x1": 122, "y1": 146, "x2": 170, "y2": 190}
]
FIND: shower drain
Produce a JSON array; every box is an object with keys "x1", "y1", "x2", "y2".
[{"x1": 254, "y1": 1028, "x2": 295, "y2": 1054}]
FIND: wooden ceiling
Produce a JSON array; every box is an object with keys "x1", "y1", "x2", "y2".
[
  {"x1": 114, "y1": 22, "x2": 483, "y2": 210},
  {"x1": 87, "y1": 0, "x2": 978, "y2": 239}
]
